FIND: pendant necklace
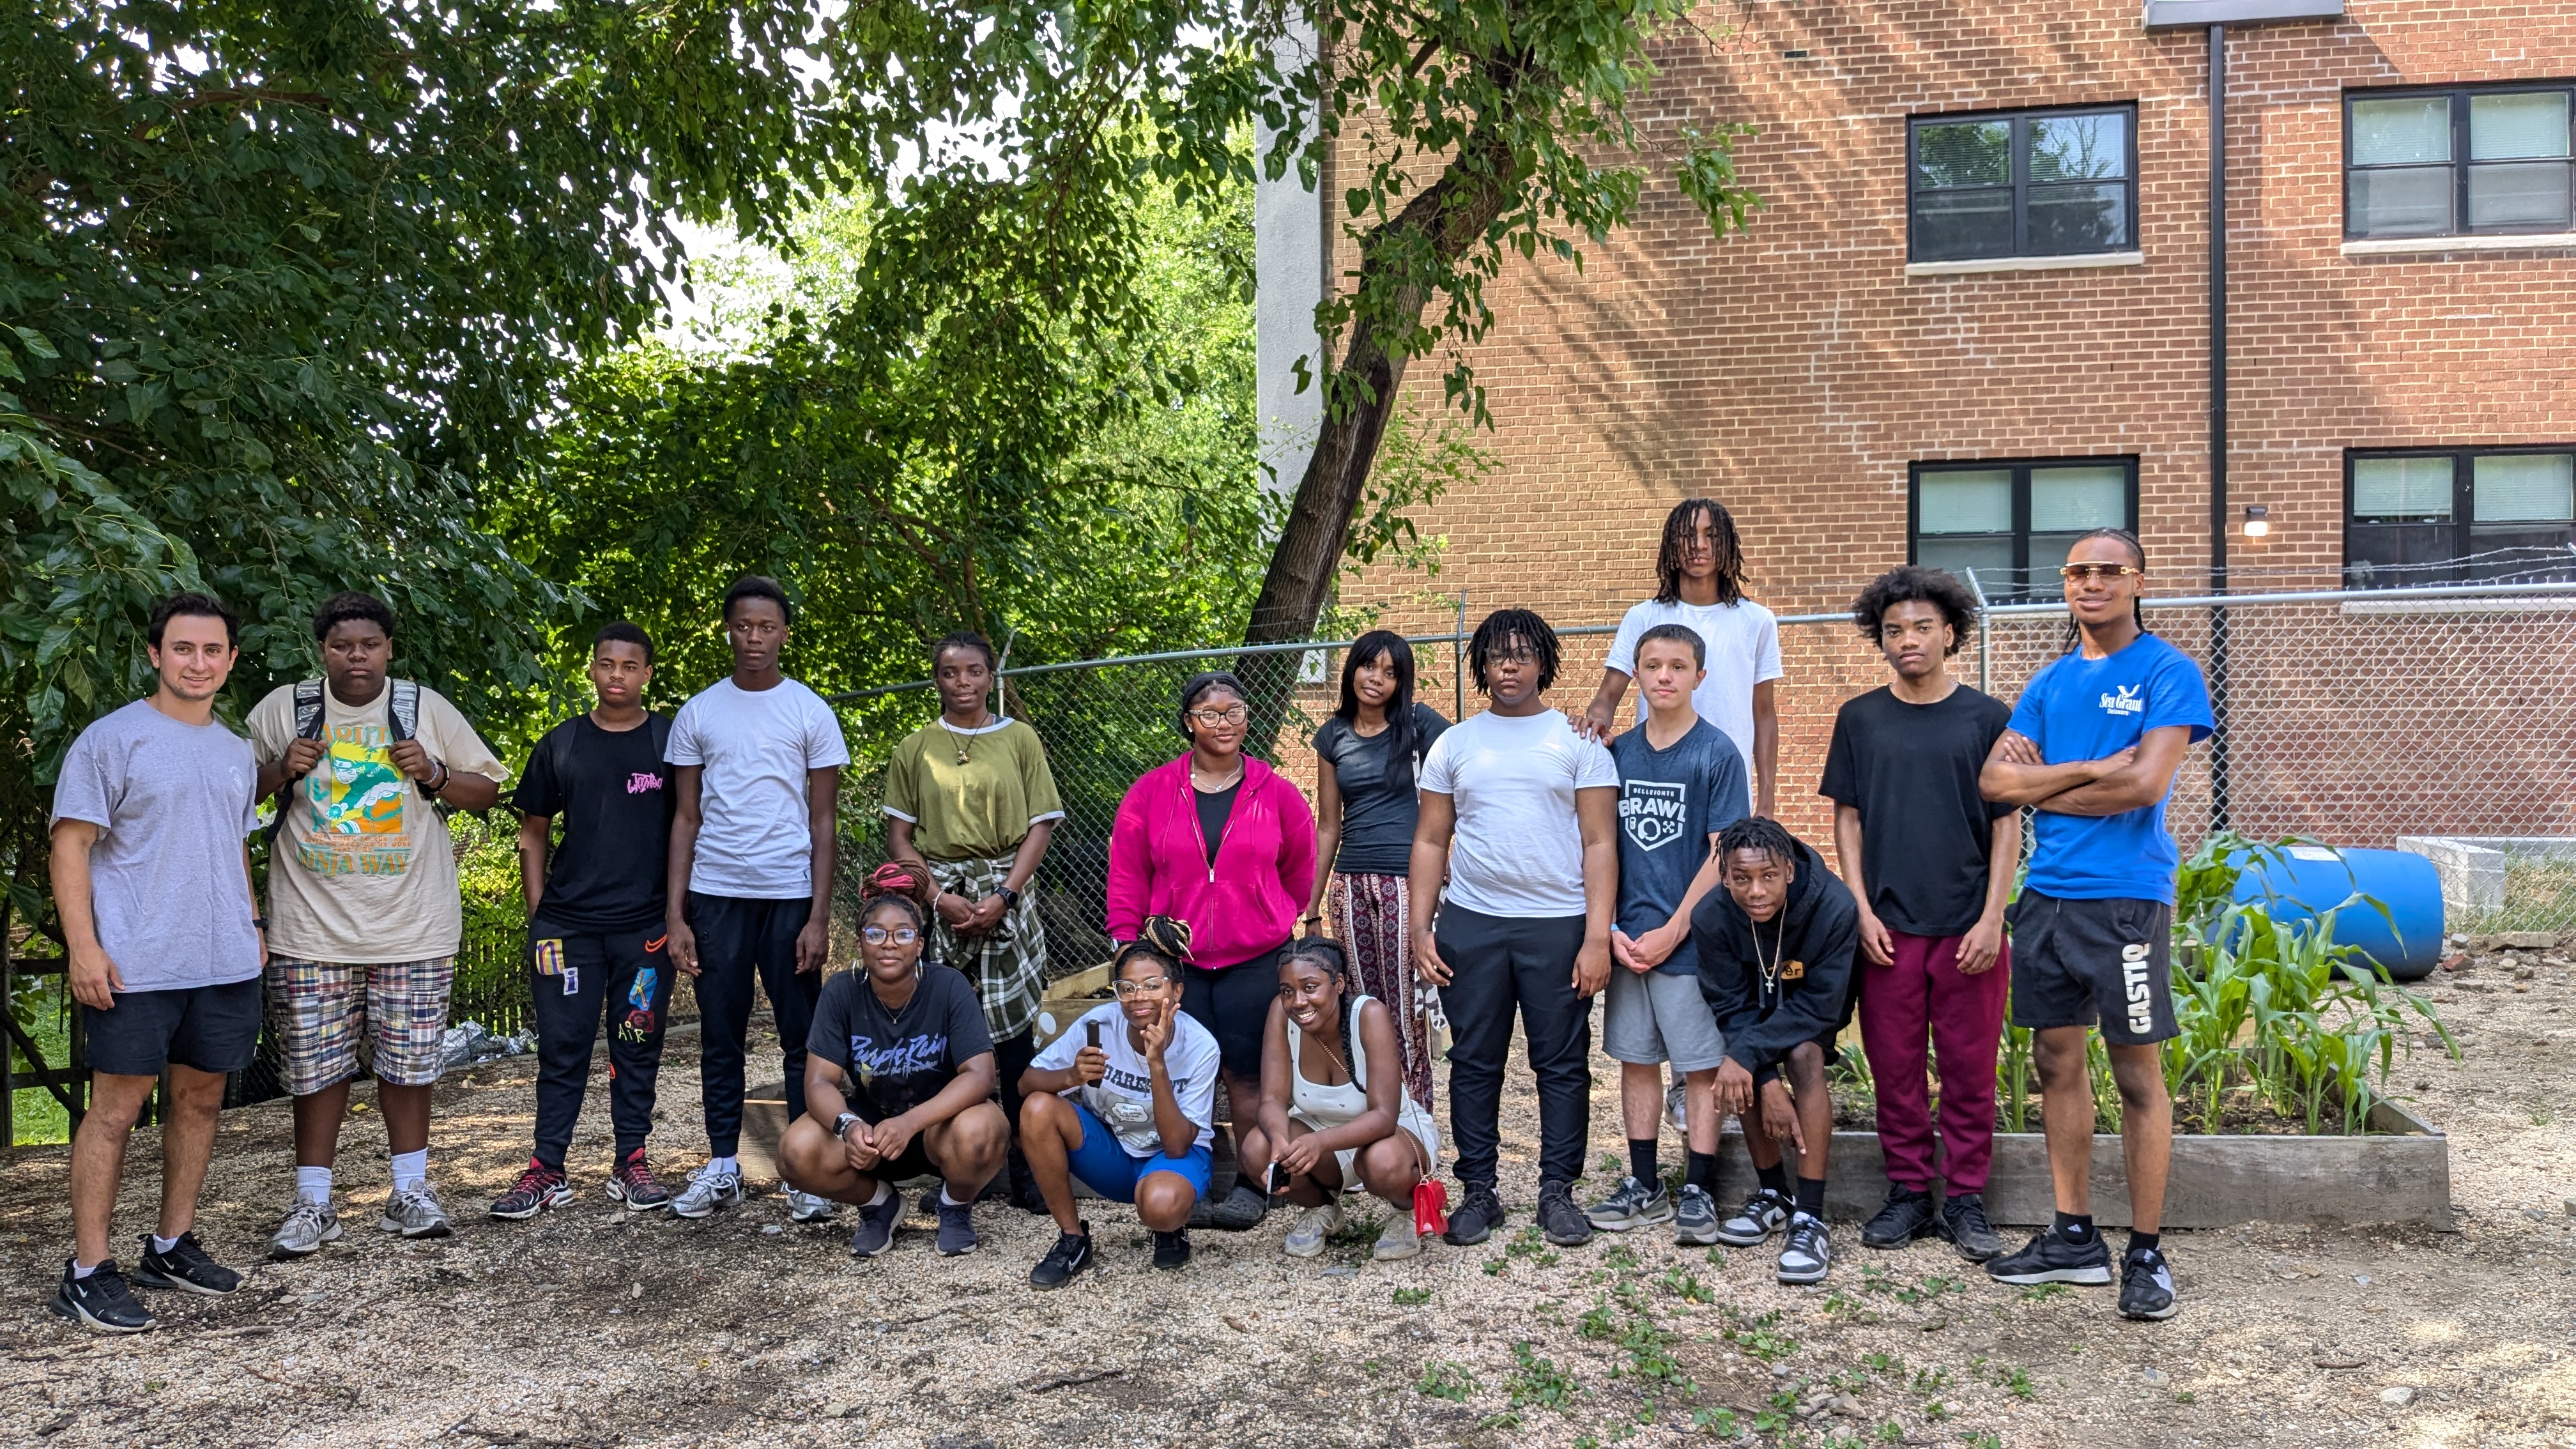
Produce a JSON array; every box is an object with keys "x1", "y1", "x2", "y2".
[
  {"x1": 1755, "y1": 913, "x2": 1786, "y2": 1001},
  {"x1": 940, "y1": 712, "x2": 988, "y2": 765}
]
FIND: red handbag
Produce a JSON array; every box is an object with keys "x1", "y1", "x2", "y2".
[{"x1": 1413, "y1": 1176, "x2": 1450, "y2": 1238}]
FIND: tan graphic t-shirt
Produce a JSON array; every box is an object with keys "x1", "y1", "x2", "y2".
[{"x1": 248, "y1": 680, "x2": 508, "y2": 963}]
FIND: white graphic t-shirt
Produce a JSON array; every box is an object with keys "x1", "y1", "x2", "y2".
[{"x1": 1031, "y1": 1002, "x2": 1220, "y2": 1155}]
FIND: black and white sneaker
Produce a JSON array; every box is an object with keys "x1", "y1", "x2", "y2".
[
  {"x1": 2119, "y1": 1248, "x2": 2177, "y2": 1320},
  {"x1": 1444, "y1": 1184, "x2": 1505, "y2": 1246},
  {"x1": 1860, "y1": 1186, "x2": 1937, "y2": 1249},
  {"x1": 1985, "y1": 1229, "x2": 2115, "y2": 1286},
  {"x1": 132, "y1": 1232, "x2": 241, "y2": 1296},
  {"x1": 1029, "y1": 1227, "x2": 1094, "y2": 1290},
  {"x1": 1937, "y1": 1192, "x2": 2005, "y2": 1262},
  {"x1": 1586, "y1": 1176, "x2": 1675, "y2": 1232},
  {"x1": 1712, "y1": 1188, "x2": 1792, "y2": 1248},
  {"x1": 1777, "y1": 1212, "x2": 1832, "y2": 1284},
  {"x1": 50, "y1": 1261, "x2": 152, "y2": 1334},
  {"x1": 1151, "y1": 1228, "x2": 1192, "y2": 1271}
]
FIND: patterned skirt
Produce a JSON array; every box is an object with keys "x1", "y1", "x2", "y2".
[{"x1": 1326, "y1": 870, "x2": 1438, "y2": 1112}]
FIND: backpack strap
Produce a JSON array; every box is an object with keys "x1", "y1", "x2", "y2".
[
  {"x1": 648, "y1": 711, "x2": 672, "y2": 765},
  {"x1": 292, "y1": 677, "x2": 326, "y2": 740},
  {"x1": 387, "y1": 678, "x2": 420, "y2": 744}
]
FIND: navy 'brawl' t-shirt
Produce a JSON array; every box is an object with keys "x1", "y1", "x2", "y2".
[
  {"x1": 1609, "y1": 718, "x2": 1749, "y2": 974},
  {"x1": 808, "y1": 963, "x2": 995, "y2": 1123}
]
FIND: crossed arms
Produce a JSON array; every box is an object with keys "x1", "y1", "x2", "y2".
[{"x1": 1978, "y1": 724, "x2": 2196, "y2": 817}]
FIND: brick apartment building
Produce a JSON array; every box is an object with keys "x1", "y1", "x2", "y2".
[{"x1": 1256, "y1": 0, "x2": 2576, "y2": 850}]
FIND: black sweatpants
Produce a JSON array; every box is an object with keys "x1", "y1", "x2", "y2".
[
  {"x1": 686, "y1": 892, "x2": 824, "y2": 1158},
  {"x1": 527, "y1": 922, "x2": 673, "y2": 1169},
  {"x1": 1434, "y1": 905, "x2": 1593, "y2": 1190},
  {"x1": 993, "y1": 1026, "x2": 1038, "y2": 1197}
]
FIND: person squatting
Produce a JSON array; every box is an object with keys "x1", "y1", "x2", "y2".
[{"x1": 45, "y1": 509, "x2": 2205, "y2": 1333}]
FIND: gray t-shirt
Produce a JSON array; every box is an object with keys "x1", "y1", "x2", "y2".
[
  {"x1": 666, "y1": 677, "x2": 850, "y2": 899},
  {"x1": 1609, "y1": 718, "x2": 1749, "y2": 975},
  {"x1": 49, "y1": 700, "x2": 263, "y2": 991}
]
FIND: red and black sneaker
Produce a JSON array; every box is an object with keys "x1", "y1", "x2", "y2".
[
  {"x1": 488, "y1": 1159, "x2": 572, "y2": 1221},
  {"x1": 607, "y1": 1149, "x2": 671, "y2": 1213}
]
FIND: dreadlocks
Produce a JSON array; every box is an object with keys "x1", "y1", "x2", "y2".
[
  {"x1": 1717, "y1": 815, "x2": 1802, "y2": 869},
  {"x1": 2058, "y1": 527, "x2": 2151, "y2": 654},
  {"x1": 1468, "y1": 608, "x2": 1561, "y2": 693},
  {"x1": 1653, "y1": 498, "x2": 1748, "y2": 606}
]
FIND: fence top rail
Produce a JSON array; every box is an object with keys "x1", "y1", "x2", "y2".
[{"x1": 824, "y1": 579, "x2": 2576, "y2": 704}]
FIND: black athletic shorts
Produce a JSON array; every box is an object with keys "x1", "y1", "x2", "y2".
[
  {"x1": 1181, "y1": 944, "x2": 1289, "y2": 1080},
  {"x1": 86, "y1": 977, "x2": 263, "y2": 1077},
  {"x1": 2005, "y1": 891, "x2": 2176, "y2": 1046}
]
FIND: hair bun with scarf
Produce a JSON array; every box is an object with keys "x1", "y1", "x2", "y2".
[
  {"x1": 1116, "y1": 914, "x2": 1195, "y2": 972},
  {"x1": 860, "y1": 860, "x2": 935, "y2": 930}
]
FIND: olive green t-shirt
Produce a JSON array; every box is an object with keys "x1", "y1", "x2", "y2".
[{"x1": 880, "y1": 717, "x2": 1064, "y2": 861}]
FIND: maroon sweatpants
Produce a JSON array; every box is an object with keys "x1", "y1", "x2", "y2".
[{"x1": 1857, "y1": 928, "x2": 2010, "y2": 1194}]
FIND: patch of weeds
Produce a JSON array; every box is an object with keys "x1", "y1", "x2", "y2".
[
  {"x1": 1414, "y1": 1360, "x2": 1478, "y2": 1402},
  {"x1": 1476, "y1": 1412, "x2": 1522, "y2": 1431},
  {"x1": 2175, "y1": 1390, "x2": 2198, "y2": 1404},
  {"x1": 1874, "y1": 1423, "x2": 1905, "y2": 1443},
  {"x1": 1598, "y1": 1151, "x2": 1626, "y2": 1178},
  {"x1": 1657, "y1": 1267, "x2": 1714, "y2": 1303},
  {"x1": 1612, "y1": 1312, "x2": 1689, "y2": 1389},
  {"x1": 1484, "y1": 1259, "x2": 1509, "y2": 1277},
  {"x1": 1603, "y1": 1242, "x2": 1642, "y2": 1273},
  {"x1": 1705, "y1": 1246, "x2": 1728, "y2": 1269},
  {"x1": 1821, "y1": 1287, "x2": 1865, "y2": 1318},
  {"x1": 1693, "y1": 1406, "x2": 1741, "y2": 1438},
  {"x1": 1579, "y1": 1299, "x2": 1619, "y2": 1340},
  {"x1": 1897, "y1": 1273, "x2": 1966, "y2": 1306},
  {"x1": 1923, "y1": 1401, "x2": 1952, "y2": 1422},
  {"x1": 1328, "y1": 1211, "x2": 1384, "y2": 1247},
  {"x1": 1719, "y1": 1305, "x2": 1800, "y2": 1363},
  {"x1": 1910, "y1": 1365, "x2": 1951, "y2": 1391},
  {"x1": 1392, "y1": 1287, "x2": 1432, "y2": 1306},
  {"x1": 1862, "y1": 1351, "x2": 1900, "y2": 1376},
  {"x1": 1507, "y1": 1341, "x2": 1581, "y2": 1412},
  {"x1": 1999, "y1": 1365, "x2": 2036, "y2": 1400},
  {"x1": 1829, "y1": 1369, "x2": 1871, "y2": 1393},
  {"x1": 1756, "y1": 1388, "x2": 1800, "y2": 1436},
  {"x1": 1500, "y1": 1225, "x2": 1560, "y2": 1269},
  {"x1": 2017, "y1": 1282, "x2": 2073, "y2": 1303},
  {"x1": 1965, "y1": 1435, "x2": 2004, "y2": 1449},
  {"x1": 1361, "y1": 1358, "x2": 1383, "y2": 1376}
]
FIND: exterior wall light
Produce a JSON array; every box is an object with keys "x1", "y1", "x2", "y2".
[{"x1": 2242, "y1": 504, "x2": 2271, "y2": 539}]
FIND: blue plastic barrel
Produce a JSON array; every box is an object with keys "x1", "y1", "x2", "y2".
[{"x1": 2227, "y1": 845, "x2": 2446, "y2": 981}]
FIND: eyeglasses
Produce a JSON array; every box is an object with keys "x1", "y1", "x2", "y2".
[
  {"x1": 1111, "y1": 976, "x2": 1171, "y2": 997},
  {"x1": 2058, "y1": 563, "x2": 2142, "y2": 583},
  {"x1": 1186, "y1": 705, "x2": 1249, "y2": 726},
  {"x1": 861, "y1": 926, "x2": 919, "y2": 946}
]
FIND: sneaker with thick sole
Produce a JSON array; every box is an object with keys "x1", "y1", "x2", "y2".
[
  {"x1": 786, "y1": 1188, "x2": 839, "y2": 1224},
  {"x1": 671, "y1": 1163, "x2": 744, "y2": 1220},
  {"x1": 1712, "y1": 1188, "x2": 1791, "y2": 1248},
  {"x1": 1152, "y1": 1228, "x2": 1192, "y2": 1271},
  {"x1": 1672, "y1": 1184, "x2": 1723, "y2": 1246},
  {"x1": 50, "y1": 1261, "x2": 151, "y2": 1334},
  {"x1": 1860, "y1": 1186, "x2": 1937, "y2": 1249},
  {"x1": 1444, "y1": 1185, "x2": 1505, "y2": 1246},
  {"x1": 1373, "y1": 1215, "x2": 1422, "y2": 1261},
  {"x1": 268, "y1": 1200, "x2": 342, "y2": 1260},
  {"x1": 848, "y1": 1192, "x2": 903, "y2": 1258},
  {"x1": 934, "y1": 1199, "x2": 979, "y2": 1256},
  {"x1": 2119, "y1": 1248, "x2": 2178, "y2": 1320},
  {"x1": 379, "y1": 1182, "x2": 454, "y2": 1239},
  {"x1": 1985, "y1": 1229, "x2": 2115, "y2": 1286},
  {"x1": 489, "y1": 1160, "x2": 574, "y2": 1221},
  {"x1": 1937, "y1": 1193, "x2": 2005, "y2": 1262},
  {"x1": 1029, "y1": 1227, "x2": 1094, "y2": 1290},
  {"x1": 606, "y1": 1151, "x2": 671, "y2": 1212},
  {"x1": 1283, "y1": 1201, "x2": 1344, "y2": 1258},
  {"x1": 1207, "y1": 1183, "x2": 1271, "y2": 1232},
  {"x1": 1777, "y1": 1212, "x2": 1832, "y2": 1284},
  {"x1": 1665, "y1": 1077, "x2": 1689, "y2": 1133},
  {"x1": 132, "y1": 1232, "x2": 240, "y2": 1296},
  {"x1": 1586, "y1": 1175, "x2": 1675, "y2": 1232},
  {"x1": 1537, "y1": 1181, "x2": 1593, "y2": 1248}
]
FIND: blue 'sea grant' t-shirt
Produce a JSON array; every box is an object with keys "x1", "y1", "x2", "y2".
[
  {"x1": 2007, "y1": 633, "x2": 2214, "y2": 904},
  {"x1": 1609, "y1": 717, "x2": 1749, "y2": 972}
]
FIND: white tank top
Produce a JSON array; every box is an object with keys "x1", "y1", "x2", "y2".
[{"x1": 1288, "y1": 995, "x2": 1438, "y2": 1145}]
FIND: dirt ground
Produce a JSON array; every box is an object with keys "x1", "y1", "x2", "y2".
[{"x1": 6, "y1": 944, "x2": 2576, "y2": 1449}]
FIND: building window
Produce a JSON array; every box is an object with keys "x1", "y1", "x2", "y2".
[
  {"x1": 1908, "y1": 106, "x2": 2138, "y2": 262},
  {"x1": 1911, "y1": 458, "x2": 2139, "y2": 599},
  {"x1": 2346, "y1": 85, "x2": 2575, "y2": 238},
  {"x1": 2346, "y1": 448, "x2": 2576, "y2": 585}
]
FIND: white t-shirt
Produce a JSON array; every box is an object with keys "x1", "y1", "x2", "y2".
[
  {"x1": 1032, "y1": 1001, "x2": 1222, "y2": 1154},
  {"x1": 1418, "y1": 708, "x2": 1618, "y2": 918},
  {"x1": 1605, "y1": 597, "x2": 1783, "y2": 770},
  {"x1": 666, "y1": 677, "x2": 850, "y2": 899}
]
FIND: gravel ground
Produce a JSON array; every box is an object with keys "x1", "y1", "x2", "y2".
[{"x1": 5, "y1": 942, "x2": 2576, "y2": 1448}]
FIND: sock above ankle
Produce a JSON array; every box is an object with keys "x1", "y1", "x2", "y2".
[
  {"x1": 70, "y1": 1258, "x2": 99, "y2": 1280},
  {"x1": 1629, "y1": 1137, "x2": 1660, "y2": 1186},
  {"x1": 1795, "y1": 1176, "x2": 1827, "y2": 1218},
  {"x1": 2053, "y1": 1211, "x2": 2096, "y2": 1245},
  {"x1": 1756, "y1": 1161, "x2": 1790, "y2": 1197},
  {"x1": 1685, "y1": 1150, "x2": 1718, "y2": 1193},
  {"x1": 705, "y1": 1155, "x2": 739, "y2": 1177},
  {"x1": 2128, "y1": 1229, "x2": 2161, "y2": 1257},
  {"x1": 150, "y1": 1233, "x2": 182, "y2": 1255},
  {"x1": 295, "y1": 1166, "x2": 334, "y2": 1206},
  {"x1": 863, "y1": 1180, "x2": 893, "y2": 1208},
  {"x1": 940, "y1": 1185, "x2": 972, "y2": 1208},
  {"x1": 390, "y1": 1149, "x2": 428, "y2": 1193}
]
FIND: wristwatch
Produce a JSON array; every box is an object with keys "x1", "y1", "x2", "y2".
[
  {"x1": 997, "y1": 885, "x2": 1022, "y2": 910},
  {"x1": 832, "y1": 1111, "x2": 862, "y2": 1140}
]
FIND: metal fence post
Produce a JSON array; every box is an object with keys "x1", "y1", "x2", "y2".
[
  {"x1": 1453, "y1": 590, "x2": 1467, "y2": 720},
  {"x1": 1965, "y1": 569, "x2": 1991, "y2": 695}
]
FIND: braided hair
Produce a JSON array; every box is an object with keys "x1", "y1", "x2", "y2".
[
  {"x1": 1285, "y1": 936, "x2": 1359, "y2": 1077},
  {"x1": 1114, "y1": 915, "x2": 1195, "y2": 977},
  {"x1": 859, "y1": 860, "x2": 935, "y2": 933},
  {"x1": 1717, "y1": 816, "x2": 1802, "y2": 871},
  {"x1": 2058, "y1": 527, "x2": 2150, "y2": 654},
  {"x1": 1653, "y1": 498, "x2": 1748, "y2": 606},
  {"x1": 1468, "y1": 608, "x2": 1561, "y2": 694}
]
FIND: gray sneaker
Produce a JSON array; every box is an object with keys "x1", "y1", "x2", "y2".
[
  {"x1": 785, "y1": 1188, "x2": 839, "y2": 1224},
  {"x1": 1665, "y1": 1078, "x2": 1688, "y2": 1133},
  {"x1": 1282, "y1": 1201, "x2": 1344, "y2": 1258},
  {"x1": 934, "y1": 1200, "x2": 979, "y2": 1257},
  {"x1": 1586, "y1": 1175, "x2": 1675, "y2": 1231},
  {"x1": 1673, "y1": 1184, "x2": 1723, "y2": 1246},
  {"x1": 1713, "y1": 1188, "x2": 1791, "y2": 1248},
  {"x1": 671, "y1": 1163, "x2": 744, "y2": 1220},
  {"x1": 269, "y1": 1200, "x2": 342, "y2": 1260},
  {"x1": 379, "y1": 1182, "x2": 453, "y2": 1239}
]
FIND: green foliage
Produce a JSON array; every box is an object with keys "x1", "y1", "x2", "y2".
[
  {"x1": 1414, "y1": 1360, "x2": 1478, "y2": 1402},
  {"x1": 1506, "y1": 1342, "x2": 1581, "y2": 1412},
  {"x1": 1392, "y1": 1287, "x2": 1433, "y2": 1306}
]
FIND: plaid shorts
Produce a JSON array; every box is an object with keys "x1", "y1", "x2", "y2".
[{"x1": 264, "y1": 955, "x2": 456, "y2": 1095}]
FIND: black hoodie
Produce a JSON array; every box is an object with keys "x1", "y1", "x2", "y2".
[{"x1": 1690, "y1": 833, "x2": 1859, "y2": 1084}]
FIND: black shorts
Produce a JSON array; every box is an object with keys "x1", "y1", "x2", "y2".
[
  {"x1": 1181, "y1": 945, "x2": 1288, "y2": 1080},
  {"x1": 86, "y1": 977, "x2": 263, "y2": 1077},
  {"x1": 2006, "y1": 891, "x2": 2176, "y2": 1046}
]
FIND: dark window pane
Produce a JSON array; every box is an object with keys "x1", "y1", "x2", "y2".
[
  {"x1": 2030, "y1": 113, "x2": 2128, "y2": 182},
  {"x1": 1912, "y1": 188, "x2": 2014, "y2": 260},
  {"x1": 2028, "y1": 181, "x2": 2130, "y2": 253},
  {"x1": 2467, "y1": 161, "x2": 2573, "y2": 229},
  {"x1": 1915, "y1": 122, "x2": 2011, "y2": 189},
  {"x1": 1915, "y1": 534, "x2": 2014, "y2": 592},
  {"x1": 2347, "y1": 165, "x2": 2454, "y2": 236},
  {"x1": 2343, "y1": 521, "x2": 2462, "y2": 586}
]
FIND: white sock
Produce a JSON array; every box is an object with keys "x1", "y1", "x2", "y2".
[
  {"x1": 296, "y1": 1166, "x2": 334, "y2": 1205},
  {"x1": 150, "y1": 1233, "x2": 182, "y2": 1255},
  {"x1": 70, "y1": 1258, "x2": 99, "y2": 1280},
  {"x1": 864, "y1": 1180, "x2": 893, "y2": 1208},
  {"x1": 390, "y1": 1149, "x2": 428, "y2": 1193},
  {"x1": 940, "y1": 1185, "x2": 971, "y2": 1207},
  {"x1": 705, "y1": 1155, "x2": 739, "y2": 1178}
]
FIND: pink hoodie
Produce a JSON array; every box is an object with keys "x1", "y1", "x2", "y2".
[{"x1": 1105, "y1": 755, "x2": 1317, "y2": 970}]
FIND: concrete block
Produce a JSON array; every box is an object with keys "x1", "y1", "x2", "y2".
[{"x1": 2397, "y1": 836, "x2": 2506, "y2": 920}]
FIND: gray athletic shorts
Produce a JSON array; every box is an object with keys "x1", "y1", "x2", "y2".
[{"x1": 1602, "y1": 965, "x2": 1728, "y2": 1071}]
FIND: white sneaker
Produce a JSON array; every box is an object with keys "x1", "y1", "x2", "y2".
[
  {"x1": 785, "y1": 1188, "x2": 838, "y2": 1223},
  {"x1": 671, "y1": 1163, "x2": 745, "y2": 1220},
  {"x1": 1372, "y1": 1214, "x2": 1423, "y2": 1261},
  {"x1": 1666, "y1": 1077, "x2": 1688, "y2": 1133},
  {"x1": 1283, "y1": 1201, "x2": 1344, "y2": 1258},
  {"x1": 269, "y1": 1199, "x2": 342, "y2": 1260},
  {"x1": 378, "y1": 1182, "x2": 453, "y2": 1239}
]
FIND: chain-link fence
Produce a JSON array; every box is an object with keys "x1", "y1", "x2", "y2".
[{"x1": 831, "y1": 576, "x2": 2576, "y2": 965}]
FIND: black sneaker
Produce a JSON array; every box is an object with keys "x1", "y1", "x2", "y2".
[
  {"x1": 1537, "y1": 1181, "x2": 1594, "y2": 1248},
  {"x1": 131, "y1": 1232, "x2": 240, "y2": 1296},
  {"x1": 1938, "y1": 1193, "x2": 2005, "y2": 1262},
  {"x1": 50, "y1": 1261, "x2": 152, "y2": 1334},
  {"x1": 1860, "y1": 1186, "x2": 1937, "y2": 1250},
  {"x1": 2119, "y1": 1247, "x2": 2178, "y2": 1320},
  {"x1": 1985, "y1": 1228, "x2": 2114, "y2": 1286},
  {"x1": 1152, "y1": 1228, "x2": 1192, "y2": 1271},
  {"x1": 1207, "y1": 1183, "x2": 1271, "y2": 1231},
  {"x1": 1444, "y1": 1184, "x2": 1505, "y2": 1246},
  {"x1": 1712, "y1": 1188, "x2": 1792, "y2": 1248},
  {"x1": 489, "y1": 1159, "x2": 573, "y2": 1221},
  {"x1": 1029, "y1": 1227, "x2": 1094, "y2": 1291}
]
